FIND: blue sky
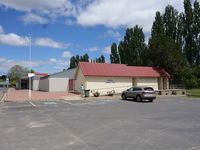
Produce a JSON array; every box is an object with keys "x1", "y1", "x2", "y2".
[{"x1": 0, "y1": 0, "x2": 184, "y2": 75}]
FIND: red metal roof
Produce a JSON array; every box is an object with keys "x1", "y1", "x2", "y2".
[
  {"x1": 35, "y1": 73, "x2": 48, "y2": 77},
  {"x1": 128, "y1": 66, "x2": 170, "y2": 77},
  {"x1": 79, "y1": 62, "x2": 169, "y2": 77}
]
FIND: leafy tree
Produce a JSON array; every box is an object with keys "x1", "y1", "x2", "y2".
[
  {"x1": 151, "y1": 11, "x2": 164, "y2": 37},
  {"x1": 148, "y1": 34, "x2": 185, "y2": 83},
  {"x1": 93, "y1": 55, "x2": 106, "y2": 63},
  {"x1": 176, "y1": 13, "x2": 185, "y2": 45},
  {"x1": 116, "y1": 25, "x2": 146, "y2": 66},
  {"x1": 68, "y1": 53, "x2": 90, "y2": 69},
  {"x1": 110, "y1": 43, "x2": 120, "y2": 63},
  {"x1": 193, "y1": 0, "x2": 200, "y2": 65},
  {"x1": 100, "y1": 55, "x2": 105, "y2": 63},
  {"x1": 7, "y1": 65, "x2": 28, "y2": 85},
  {"x1": 82, "y1": 54, "x2": 89, "y2": 62},
  {"x1": 29, "y1": 69, "x2": 35, "y2": 73},
  {"x1": 68, "y1": 56, "x2": 76, "y2": 69},
  {"x1": 163, "y1": 5, "x2": 179, "y2": 41},
  {"x1": 183, "y1": 0, "x2": 195, "y2": 65},
  {"x1": 0, "y1": 75, "x2": 7, "y2": 81}
]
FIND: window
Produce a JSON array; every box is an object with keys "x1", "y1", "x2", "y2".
[
  {"x1": 127, "y1": 87, "x2": 133, "y2": 91},
  {"x1": 133, "y1": 87, "x2": 142, "y2": 91},
  {"x1": 106, "y1": 79, "x2": 115, "y2": 83},
  {"x1": 144, "y1": 87, "x2": 154, "y2": 91}
]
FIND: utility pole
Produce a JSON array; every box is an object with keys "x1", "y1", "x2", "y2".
[{"x1": 29, "y1": 36, "x2": 32, "y2": 98}]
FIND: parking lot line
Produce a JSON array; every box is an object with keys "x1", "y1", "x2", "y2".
[{"x1": 28, "y1": 101, "x2": 37, "y2": 107}]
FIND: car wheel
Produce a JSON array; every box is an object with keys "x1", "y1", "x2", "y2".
[
  {"x1": 136, "y1": 95, "x2": 142, "y2": 102},
  {"x1": 122, "y1": 94, "x2": 127, "y2": 100},
  {"x1": 149, "y1": 98, "x2": 154, "y2": 102}
]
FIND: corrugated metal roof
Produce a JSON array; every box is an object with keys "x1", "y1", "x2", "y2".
[
  {"x1": 40, "y1": 68, "x2": 77, "y2": 79},
  {"x1": 128, "y1": 66, "x2": 170, "y2": 77},
  {"x1": 79, "y1": 62, "x2": 169, "y2": 77},
  {"x1": 80, "y1": 62, "x2": 132, "y2": 77}
]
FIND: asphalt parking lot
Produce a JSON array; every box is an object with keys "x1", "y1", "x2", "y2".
[{"x1": 0, "y1": 97, "x2": 200, "y2": 150}]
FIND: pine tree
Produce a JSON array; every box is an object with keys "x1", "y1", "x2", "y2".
[
  {"x1": 163, "y1": 5, "x2": 178, "y2": 41},
  {"x1": 176, "y1": 12, "x2": 185, "y2": 45},
  {"x1": 110, "y1": 43, "x2": 120, "y2": 63},
  {"x1": 151, "y1": 11, "x2": 164, "y2": 37},
  {"x1": 193, "y1": 0, "x2": 200, "y2": 65},
  {"x1": 100, "y1": 55, "x2": 105, "y2": 63},
  {"x1": 117, "y1": 25, "x2": 146, "y2": 66},
  {"x1": 183, "y1": 0, "x2": 195, "y2": 65},
  {"x1": 93, "y1": 55, "x2": 105, "y2": 63},
  {"x1": 68, "y1": 56, "x2": 76, "y2": 69},
  {"x1": 148, "y1": 34, "x2": 185, "y2": 82}
]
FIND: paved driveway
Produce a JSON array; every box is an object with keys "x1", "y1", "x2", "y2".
[
  {"x1": 0, "y1": 97, "x2": 200, "y2": 150},
  {"x1": 7, "y1": 88, "x2": 78, "y2": 101}
]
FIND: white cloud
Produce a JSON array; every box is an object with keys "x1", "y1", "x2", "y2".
[
  {"x1": 49, "y1": 58, "x2": 57, "y2": 63},
  {"x1": 65, "y1": 19, "x2": 76, "y2": 25},
  {"x1": 34, "y1": 38, "x2": 69, "y2": 49},
  {"x1": 62, "y1": 51, "x2": 72, "y2": 58},
  {"x1": 0, "y1": 0, "x2": 76, "y2": 17},
  {"x1": 87, "y1": 46, "x2": 98, "y2": 52},
  {"x1": 0, "y1": 33, "x2": 29, "y2": 46},
  {"x1": 106, "y1": 30, "x2": 121, "y2": 41},
  {"x1": 0, "y1": 57, "x2": 70, "y2": 74},
  {"x1": 77, "y1": 0, "x2": 184, "y2": 32},
  {"x1": 0, "y1": 25, "x2": 70, "y2": 48},
  {"x1": 100, "y1": 30, "x2": 121, "y2": 41},
  {"x1": 52, "y1": 66, "x2": 65, "y2": 70},
  {"x1": 0, "y1": 58, "x2": 49, "y2": 73},
  {"x1": 102, "y1": 46, "x2": 111, "y2": 54},
  {"x1": 20, "y1": 13, "x2": 48, "y2": 24},
  {"x1": 49, "y1": 58, "x2": 69, "y2": 65},
  {"x1": 0, "y1": 25, "x2": 4, "y2": 33},
  {"x1": 0, "y1": 0, "x2": 185, "y2": 30}
]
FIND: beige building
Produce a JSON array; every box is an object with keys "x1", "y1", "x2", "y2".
[{"x1": 75, "y1": 62, "x2": 169, "y2": 95}]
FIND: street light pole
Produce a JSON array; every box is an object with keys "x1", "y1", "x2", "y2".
[{"x1": 29, "y1": 36, "x2": 32, "y2": 98}]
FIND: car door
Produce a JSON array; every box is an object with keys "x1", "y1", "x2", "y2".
[
  {"x1": 127, "y1": 87, "x2": 138, "y2": 98},
  {"x1": 131, "y1": 87, "x2": 142, "y2": 98},
  {"x1": 126, "y1": 87, "x2": 133, "y2": 97}
]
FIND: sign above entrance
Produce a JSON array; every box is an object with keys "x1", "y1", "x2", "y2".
[{"x1": 28, "y1": 73, "x2": 35, "y2": 77}]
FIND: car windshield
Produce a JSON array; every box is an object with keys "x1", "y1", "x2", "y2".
[{"x1": 144, "y1": 87, "x2": 154, "y2": 91}]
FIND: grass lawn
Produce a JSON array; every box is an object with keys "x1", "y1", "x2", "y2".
[{"x1": 187, "y1": 89, "x2": 200, "y2": 98}]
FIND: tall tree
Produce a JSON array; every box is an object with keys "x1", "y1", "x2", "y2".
[
  {"x1": 100, "y1": 55, "x2": 105, "y2": 63},
  {"x1": 183, "y1": 0, "x2": 195, "y2": 65},
  {"x1": 193, "y1": 0, "x2": 200, "y2": 65},
  {"x1": 132, "y1": 25, "x2": 146, "y2": 65},
  {"x1": 151, "y1": 11, "x2": 164, "y2": 37},
  {"x1": 68, "y1": 56, "x2": 76, "y2": 69},
  {"x1": 148, "y1": 34, "x2": 185, "y2": 82},
  {"x1": 110, "y1": 43, "x2": 120, "y2": 63},
  {"x1": 163, "y1": 5, "x2": 179, "y2": 41},
  {"x1": 68, "y1": 53, "x2": 90, "y2": 69},
  {"x1": 93, "y1": 55, "x2": 105, "y2": 63},
  {"x1": 118, "y1": 25, "x2": 146, "y2": 66},
  {"x1": 82, "y1": 54, "x2": 89, "y2": 62},
  {"x1": 176, "y1": 12, "x2": 185, "y2": 46},
  {"x1": 148, "y1": 7, "x2": 187, "y2": 83}
]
